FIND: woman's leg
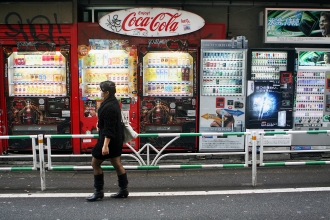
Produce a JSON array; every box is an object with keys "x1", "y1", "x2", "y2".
[
  {"x1": 86, "y1": 157, "x2": 105, "y2": 201},
  {"x1": 110, "y1": 156, "x2": 125, "y2": 175},
  {"x1": 91, "y1": 157, "x2": 104, "y2": 175},
  {"x1": 110, "y1": 156, "x2": 129, "y2": 198}
]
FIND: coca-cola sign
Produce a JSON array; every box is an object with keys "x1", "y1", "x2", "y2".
[{"x1": 99, "y1": 7, "x2": 205, "y2": 37}]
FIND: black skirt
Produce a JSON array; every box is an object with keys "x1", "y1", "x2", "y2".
[{"x1": 92, "y1": 135, "x2": 122, "y2": 160}]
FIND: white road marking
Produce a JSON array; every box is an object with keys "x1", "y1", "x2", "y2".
[{"x1": 1, "y1": 187, "x2": 330, "y2": 198}]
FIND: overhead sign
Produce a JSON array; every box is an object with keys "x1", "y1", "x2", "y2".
[
  {"x1": 99, "y1": 7, "x2": 205, "y2": 37},
  {"x1": 265, "y1": 8, "x2": 330, "y2": 44}
]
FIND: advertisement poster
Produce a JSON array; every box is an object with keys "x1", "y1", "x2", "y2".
[
  {"x1": 265, "y1": 8, "x2": 330, "y2": 44},
  {"x1": 298, "y1": 50, "x2": 330, "y2": 68},
  {"x1": 246, "y1": 81, "x2": 293, "y2": 129},
  {"x1": 99, "y1": 7, "x2": 205, "y2": 37},
  {"x1": 199, "y1": 96, "x2": 245, "y2": 151}
]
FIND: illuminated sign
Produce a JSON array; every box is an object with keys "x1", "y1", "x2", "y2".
[
  {"x1": 99, "y1": 7, "x2": 205, "y2": 37},
  {"x1": 265, "y1": 8, "x2": 330, "y2": 44}
]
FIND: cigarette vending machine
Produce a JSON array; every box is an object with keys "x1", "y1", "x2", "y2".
[
  {"x1": 78, "y1": 39, "x2": 139, "y2": 152},
  {"x1": 4, "y1": 42, "x2": 72, "y2": 151},
  {"x1": 292, "y1": 49, "x2": 330, "y2": 150},
  {"x1": 139, "y1": 40, "x2": 198, "y2": 152},
  {"x1": 199, "y1": 39, "x2": 248, "y2": 152},
  {"x1": 246, "y1": 48, "x2": 295, "y2": 148}
]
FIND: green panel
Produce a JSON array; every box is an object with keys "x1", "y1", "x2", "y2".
[
  {"x1": 9, "y1": 136, "x2": 32, "y2": 139},
  {"x1": 305, "y1": 161, "x2": 327, "y2": 165},
  {"x1": 101, "y1": 165, "x2": 115, "y2": 170},
  {"x1": 222, "y1": 132, "x2": 246, "y2": 137},
  {"x1": 180, "y1": 133, "x2": 202, "y2": 137},
  {"x1": 263, "y1": 162, "x2": 286, "y2": 166},
  {"x1": 11, "y1": 167, "x2": 33, "y2": 171},
  {"x1": 306, "y1": 130, "x2": 328, "y2": 134},
  {"x1": 263, "y1": 131, "x2": 287, "y2": 135}
]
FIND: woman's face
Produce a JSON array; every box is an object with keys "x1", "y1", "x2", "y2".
[
  {"x1": 100, "y1": 89, "x2": 109, "y2": 100},
  {"x1": 319, "y1": 15, "x2": 330, "y2": 37}
]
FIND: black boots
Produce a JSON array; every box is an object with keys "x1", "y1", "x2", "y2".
[
  {"x1": 111, "y1": 173, "x2": 129, "y2": 198},
  {"x1": 86, "y1": 173, "x2": 104, "y2": 202}
]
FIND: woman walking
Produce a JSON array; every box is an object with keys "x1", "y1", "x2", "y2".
[{"x1": 86, "y1": 80, "x2": 129, "y2": 202}]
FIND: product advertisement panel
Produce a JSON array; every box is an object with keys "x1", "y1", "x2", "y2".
[
  {"x1": 265, "y1": 8, "x2": 330, "y2": 44},
  {"x1": 199, "y1": 96, "x2": 245, "y2": 151}
]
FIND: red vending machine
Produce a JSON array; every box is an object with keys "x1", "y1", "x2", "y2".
[
  {"x1": 139, "y1": 40, "x2": 198, "y2": 152},
  {"x1": 4, "y1": 42, "x2": 72, "y2": 151},
  {"x1": 78, "y1": 39, "x2": 139, "y2": 152}
]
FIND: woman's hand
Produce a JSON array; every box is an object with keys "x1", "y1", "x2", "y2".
[
  {"x1": 102, "y1": 145, "x2": 109, "y2": 155},
  {"x1": 96, "y1": 122, "x2": 99, "y2": 131}
]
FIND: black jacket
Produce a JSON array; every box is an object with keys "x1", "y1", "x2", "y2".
[{"x1": 92, "y1": 96, "x2": 123, "y2": 159}]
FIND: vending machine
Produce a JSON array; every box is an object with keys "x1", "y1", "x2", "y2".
[
  {"x1": 199, "y1": 39, "x2": 248, "y2": 152},
  {"x1": 4, "y1": 42, "x2": 71, "y2": 151},
  {"x1": 292, "y1": 48, "x2": 330, "y2": 149},
  {"x1": 139, "y1": 39, "x2": 198, "y2": 152},
  {"x1": 78, "y1": 39, "x2": 139, "y2": 152},
  {"x1": 246, "y1": 48, "x2": 295, "y2": 147}
]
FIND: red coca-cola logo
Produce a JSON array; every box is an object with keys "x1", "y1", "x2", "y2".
[
  {"x1": 122, "y1": 12, "x2": 180, "y2": 32},
  {"x1": 99, "y1": 8, "x2": 205, "y2": 37}
]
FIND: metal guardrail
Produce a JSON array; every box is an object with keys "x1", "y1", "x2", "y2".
[
  {"x1": 0, "y1": 135, "x2": 38, "y2": 171},
  {"x1": 258, "y1": 130, "x2": 330, "y2": 167},
  {"x1": 2, "y1": 130, "x2": 330, "y2": 191},
  {"x1": 44, "y1": 132, "x2": 250, "y2": 169}
]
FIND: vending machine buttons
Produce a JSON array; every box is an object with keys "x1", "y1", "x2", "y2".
[{"x1": 216, "y1": 97, "x2": 225, "y2": 108}]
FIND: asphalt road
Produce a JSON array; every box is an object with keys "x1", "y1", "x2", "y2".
[{"x1": 1, "y1": 166, "x2": 330, "y2": 219}]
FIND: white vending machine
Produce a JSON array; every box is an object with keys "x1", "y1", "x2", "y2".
[
  {"x1": 199, "y1": 39, "x2": 248, "y2": 152},
  {"x1": 292, "y1": 48, "x2": 330, "y2": 150}
]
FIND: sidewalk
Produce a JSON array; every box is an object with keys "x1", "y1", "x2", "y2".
[{"x1": 1, "y1": 164, "x2": 330, "y2": 194}]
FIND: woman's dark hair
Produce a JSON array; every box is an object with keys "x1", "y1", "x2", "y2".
[{"x1": 100, "y1": 81, "x2": 116, "y2": 96}]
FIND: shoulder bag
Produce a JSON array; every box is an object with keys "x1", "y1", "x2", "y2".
[{"x1": 121, "y1": 111, "x2": 138, "y2": 144}]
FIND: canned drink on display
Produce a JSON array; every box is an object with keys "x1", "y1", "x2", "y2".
[{"x1": 164, "y1": 57, "x2": 169, "y2": 65}]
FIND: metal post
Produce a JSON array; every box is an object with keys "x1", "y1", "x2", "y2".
[
  {"x1": 147, "y1": 144, "x2": 150, "y2": 166},
  {"x1": 31, "y1": 136, "x2": 37, "y2": 170},
  {"x1": 260, "y1": 133, "x2": 264, "y2": 165},
  {"x1": 38, "y1": 134, "x2": 46, "y2": 191},
  {"x1": 251, "y1": 131, "x2": 257, "y2": 186},
  {"x1": 47, "y1": 137, "x2": 52, "y2": 170}
]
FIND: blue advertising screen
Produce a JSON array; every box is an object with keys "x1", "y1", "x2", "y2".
[{"x1": 247, "y1": 81, "x2": 292, "y2": 129}]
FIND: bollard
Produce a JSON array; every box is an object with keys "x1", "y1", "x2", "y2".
[{"x1": 38, "y1": 134, "x2": 46, "y2": 191}]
